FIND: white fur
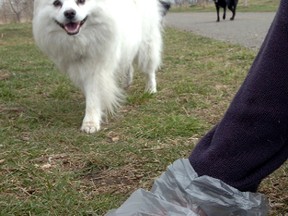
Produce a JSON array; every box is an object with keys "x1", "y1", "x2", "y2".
[{"x1": 33, "y1": 0, "x2": 163, "y2": 133}]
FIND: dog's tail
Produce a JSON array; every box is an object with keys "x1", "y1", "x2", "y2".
[{"x1": 159, "y1": 0, "x2": 171, "y2": 17}]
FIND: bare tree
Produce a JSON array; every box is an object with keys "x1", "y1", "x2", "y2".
[
  {"x1": 0, "y1": 0, "x2": 33, "y2": 23},
  {"x1": 243, "y1": 0, "x2": 248, "y2": 7},
  {"x1": 172, "y1": 0, "x2": 213, "y2": 7},
  {"x1": 197, "y1": 0, "x2": 209, "y2": 7}
]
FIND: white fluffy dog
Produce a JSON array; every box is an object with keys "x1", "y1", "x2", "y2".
[{"x1": 33, "y1": 0, "x2": 168, "y2": 133}]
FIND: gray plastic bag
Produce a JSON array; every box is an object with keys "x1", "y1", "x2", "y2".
[{"x1": 106, "y1": 159, "x2": 269, "y2": 216}]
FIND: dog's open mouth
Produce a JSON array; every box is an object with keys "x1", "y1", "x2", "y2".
[{"x1": 56, "y1": 16, "x2": 88, "y2": 35}]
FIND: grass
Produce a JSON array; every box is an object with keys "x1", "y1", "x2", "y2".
[
  {"x1": 171, "y1": 0, "x2": 280, "y2": 12},
  {"x1": 0, "y1": 22, "x2": 287, "y2": 215}
]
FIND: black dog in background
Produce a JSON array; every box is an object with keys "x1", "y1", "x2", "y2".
[
  {"x1": 214, "y1": 0, "x2": 238, "y2": 22},
  {"x1": 159, "y1": 0, "x2": 171, "y2": 17}
]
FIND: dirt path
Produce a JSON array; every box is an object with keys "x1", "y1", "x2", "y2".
[{"x1": 165, "y1": 12, "x2": 276, "y2": 50}]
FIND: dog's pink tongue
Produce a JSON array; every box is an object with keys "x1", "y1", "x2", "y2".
[{"x1": 64, "y1": 22, "x2": 80, "y2": 35}]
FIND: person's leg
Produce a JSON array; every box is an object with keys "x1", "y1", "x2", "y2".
[{"x1": 189, "y1": 0, "x2": 288, "y2": 192}]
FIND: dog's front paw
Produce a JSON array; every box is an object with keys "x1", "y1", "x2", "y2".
[
  {"x1": 145, "y1": 80, "x2": 157, "y2": 93},
  {"x1": 145, "y1": 86, "x2": 157, "y2": 94},
  {"x1": 145, "y1": 73, "x2": 157, "y2": 93},
  {"x1": 81, "y1": 121, "x2": 100, "y2": 134}
]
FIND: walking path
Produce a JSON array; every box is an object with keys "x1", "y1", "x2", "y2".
[{"x1": 165, "y1": 12, "x2": 276, "y2": 50}]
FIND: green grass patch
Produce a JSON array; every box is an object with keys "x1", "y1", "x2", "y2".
[{"x1": 0, "y1": 23, "x2": 287, "y2": 215}]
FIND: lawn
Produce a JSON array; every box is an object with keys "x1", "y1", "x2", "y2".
[{"x1": 0, "y1": 22, "x2": 287, "y2": 215}]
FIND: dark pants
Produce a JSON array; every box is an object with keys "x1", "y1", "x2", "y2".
[{"x1": 189, "y1": 0, "x2": 288, "y2": 192}]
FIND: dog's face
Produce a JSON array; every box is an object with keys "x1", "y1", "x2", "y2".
[
  {"x1": 52, "y1": 0, "x2": 89, "y2": 35},
  {"x1": 34, "y1": 0, "x2": 95, "y2": 36}
]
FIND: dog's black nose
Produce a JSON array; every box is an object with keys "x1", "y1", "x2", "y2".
[{"x1": 64, "y1": 9, "x2": 76, "y2": 20}]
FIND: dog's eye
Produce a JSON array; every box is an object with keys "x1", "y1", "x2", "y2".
[
  {"x1": 77, "y1": 0, "x2": 85, "y2": 5},
  {"x1": 53, "y1": 0, "x2": 62, "y2": 7}
]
